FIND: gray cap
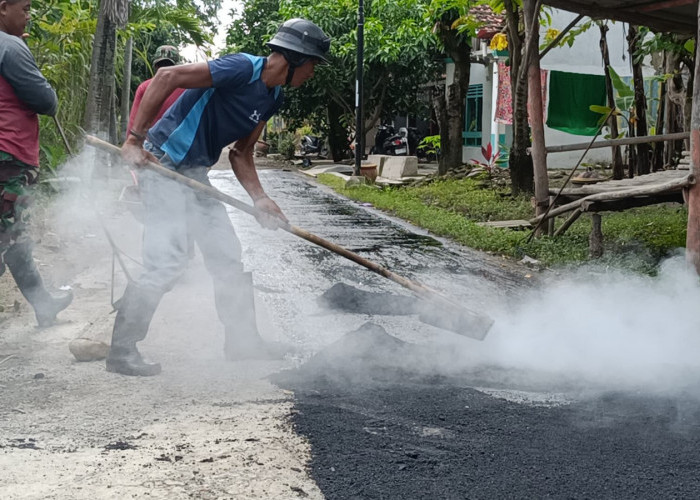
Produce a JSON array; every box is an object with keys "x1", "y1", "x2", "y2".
[{"x1": 266, "y1": 18, "x2": 331, "y2": 63}]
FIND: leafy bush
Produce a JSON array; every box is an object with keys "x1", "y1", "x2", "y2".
[
  {"x1": 418, "y1": 135, "x2": 441, "y2": 159},
  {"x1": 278, "y1": 134, "x2": 296, "y2": 160},
  {"x1": 267, "y1": 131, "x2": 296, "y2": 159},
  {"x1": 39, "y1": 142, "x2": 68, "y2": 173}
]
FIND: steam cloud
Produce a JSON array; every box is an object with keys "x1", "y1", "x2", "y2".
[{"x1": 454, "y1": 256, "x2": 700, "y2": 392}]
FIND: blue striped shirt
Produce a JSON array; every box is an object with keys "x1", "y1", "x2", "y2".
[{"x1": 148, "y1": 53, "x2": 283, "y2": 168}]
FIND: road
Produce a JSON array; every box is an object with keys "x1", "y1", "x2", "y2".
[{"x1": 1, "y1": 160, "x2": 700, "y2": 499}]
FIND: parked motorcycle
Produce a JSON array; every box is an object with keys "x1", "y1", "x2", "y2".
[
  {"x1": 300, "y1": 135, "x2": 326, "y2": 156},
  {"x1": 370, "y1": 124, "x2": 410, "y2": 156},
  {"x1": 369, "y1": 125, "x2": 393, "y2": 155},
  {"x1": 404, "y1": 127, "x2": 421, "y2": 156},
  {"x1": 300, "y1": 135, "x2": 327, "y2": 167},
  {"x1": 370, "y1": 124, "x2": 425, "y2": 157},
  {"x1": 384, "y1": 127, "x2": 410, "y2": 156}
]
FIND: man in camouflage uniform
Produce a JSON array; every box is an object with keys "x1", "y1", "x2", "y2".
[{"x1": 0, "y1": 0, "x2": 72, "y2": 326}]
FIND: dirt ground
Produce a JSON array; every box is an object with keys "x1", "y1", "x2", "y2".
[{"x1": 0, "y1": 156, "x2": 322, "y2": 499}]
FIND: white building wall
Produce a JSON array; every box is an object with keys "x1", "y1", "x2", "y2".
[{"x1": 446, "y1": 9, "x2": 653, "y2": 167}]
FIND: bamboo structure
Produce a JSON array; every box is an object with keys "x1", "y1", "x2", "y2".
[
  {"x1": 531, "y1": 174, "x2": 695, "y2": 225},
  {"x1": 533, "y1": 0, "x2": 700, "y2": 270}
]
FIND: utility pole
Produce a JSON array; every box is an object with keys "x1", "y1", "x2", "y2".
[{"x1": 354, "y1": 0, "x2": 364, "y2": 176}]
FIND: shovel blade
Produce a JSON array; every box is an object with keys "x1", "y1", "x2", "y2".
[{"x1": 418, "y1": 300, "x2": 494, "y2": 340}]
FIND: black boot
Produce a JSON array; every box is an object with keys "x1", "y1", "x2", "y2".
[
  {"x1": 4, "y1": 241, "x2": 73, "y2": 327},
  {"x1": 106, "y1": 345, "x2": 161, "y2": 376},
  {"x1": 218, "y1": 272, "x2": 287, "y2": 361},
  {"x1": 106, "y1": 283, "x2": 162, "y2": 376}
]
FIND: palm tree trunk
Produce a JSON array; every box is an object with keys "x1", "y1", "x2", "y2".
[
  {"x1": 120, "y1": 36, "x2": 133, "y2": 143},
  {"x1": 85, "y1": 0, "x2": 127, "y2": 138},
  {"x1": 652, "y1": 65, "x2": 666, "y2": 171},
  {"x1": 84, "y1": 5, "x2": 118, "y2": 138},
  {"x1": 523, "y1": 0, "x2": 548, "y2": 215},
  {"x1": 442, "y1": 62, "x2": 470, "y2": 173},
  {"x1": 666, "y1": 51, "x2": 685, "y2": 166},
  {"x1": 505, "y1": 0, "x2": 534, "y2": 194}
]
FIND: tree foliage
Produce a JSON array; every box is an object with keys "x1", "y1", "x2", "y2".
[
  {"x1": 226, "y1": 0, "x2": 441, "y2": 159},
  {"x1": 30, "y1": 0, "x2": 95, "y2": 167},
  {"x1": 27, "y1": 0, "x2": 212, "y2": 167},
  {"x1": 225, "y1": 0, "x2": 282, "y2": 55}
]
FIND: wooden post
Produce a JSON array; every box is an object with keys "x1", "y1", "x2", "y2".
[
  {"x1": 547, "y1": 195, "x2": 556, "y2": 236},
  {"x1": 686, "y1": 2, "x2": 700, "y2": 274},
  {"x1": 589, "y1": 213, "x2": 603, "y2": 258},
  {"x1": 599, "y1": 24, "x2": 624, "y2": 180},
  {"x1": 523, "y1": 0, "x2": 549, "y2": 225}
]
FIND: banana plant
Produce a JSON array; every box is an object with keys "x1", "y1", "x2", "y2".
[{"x1": 589, "y1": 66, "x2": 634, "y2": 138}]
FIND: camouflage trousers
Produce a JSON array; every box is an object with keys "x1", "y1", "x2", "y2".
[{"x1": 0, "y1": 156, "x2": 38, "y2": 275}]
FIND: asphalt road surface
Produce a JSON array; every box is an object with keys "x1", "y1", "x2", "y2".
[{"x1": 222, "y1": 169, "x2": 700, "y2": 500}]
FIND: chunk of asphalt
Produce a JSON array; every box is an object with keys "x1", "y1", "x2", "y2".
[
  {"x1": 271, "y1": 322, "x2": 424, "y2": 387},
  {"x1": 317, "y1": 282, "x2": 419, "y2": 315}
]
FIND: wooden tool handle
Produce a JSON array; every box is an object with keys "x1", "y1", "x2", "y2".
[
  {"x1": 85, "y1": 135, "x2": 493, "y2": 339},
  {"x1": 86, "y1": 135, "x2": 428, "y2": 293}
]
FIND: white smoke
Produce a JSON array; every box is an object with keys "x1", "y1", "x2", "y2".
[{"x1": 451, "y1": 255, "x2": 700, "y2": 392}]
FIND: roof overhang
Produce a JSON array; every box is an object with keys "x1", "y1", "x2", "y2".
[{"x1": 541, "y1": 0, "x2": 698, "y2": 34}]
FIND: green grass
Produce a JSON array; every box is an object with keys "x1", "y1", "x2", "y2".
[{"x1": 316, "y1": 173, "x2": 687, "y2": 272}]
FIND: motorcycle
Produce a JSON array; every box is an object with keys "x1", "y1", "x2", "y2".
[
  {"x1": 370, "y1": 124, "x2": 410, "y2": 156},
  {"x1": 383, "y1": 127, "x2": 409, "y2": 156},
  {"x1": 300, "y1": 135, "x2": 327, "y2": 167},
  {"x1": 404, "y1": 127, "x2": 421, "y2": 156},
  {"x1": 369, "y1": 124, "x2": 394, "y2": 155},
  {"x1": 300, "y1": 135, "x2": 325, "y2": 156}
]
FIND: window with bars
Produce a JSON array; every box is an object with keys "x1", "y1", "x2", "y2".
[{"x1": 463, "y1": 84, "x2": 483, "y2": 147}]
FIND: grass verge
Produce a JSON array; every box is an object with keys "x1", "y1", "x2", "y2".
[{"x1": 316, "y1": 173, "x2": 687, "y2": 273}]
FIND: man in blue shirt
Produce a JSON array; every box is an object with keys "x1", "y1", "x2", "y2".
[{"x1": 114, "y1": 19, "x2": 331, "y2": 376}]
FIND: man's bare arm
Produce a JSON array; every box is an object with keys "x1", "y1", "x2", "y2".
[
  {"x1": 129, "y1": 62, "x2": 213, "y2": 138},
  {"x1": 230, "y1": 122, "x2": 288, "y2": 228},
  {"x1": 122, "y1": 62, "x2": 213, "y2": 166},
  {"x1": 230, "y1": 122, "x2": 267, "y2": 200}
]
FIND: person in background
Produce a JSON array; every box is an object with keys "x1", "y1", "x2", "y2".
[
  {"x1": 127, "y1": 45, "x2": 185, "y2": 133},
  {"x1": 127, "y1": 45, "x2": 195, "y2": 259},
  {"x1": 111, "y1": 18, "x2": 331, "y2": 376},
  {"x1": 0, "y1": 0, "x2": 73, "y2": 327}
]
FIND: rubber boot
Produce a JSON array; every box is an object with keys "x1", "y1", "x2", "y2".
[
  {"x1": 4, "y1": 241, "x2": 73, "y2": 327},
  {"x1": 106, "y1": 283, "x2": 162, "y2": 376},
  {"x1": 219, "y1": 272, "x2": 286, "y2": 361}
]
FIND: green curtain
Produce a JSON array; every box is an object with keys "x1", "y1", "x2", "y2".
[{"x1": 547, "y1": 71, "x2": 607, "y2": 136}]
